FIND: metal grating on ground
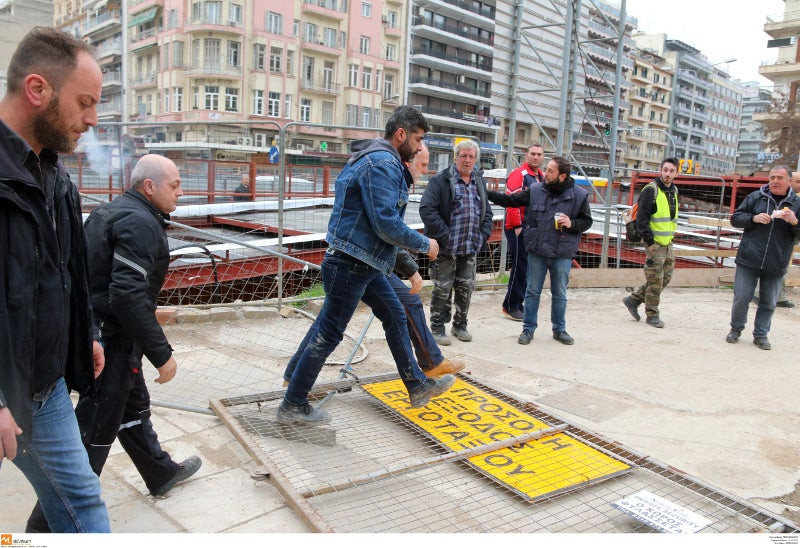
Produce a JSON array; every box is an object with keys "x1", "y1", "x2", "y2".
[{"x1": 211, "y1": 374, "x2": 798, "y2": 534}]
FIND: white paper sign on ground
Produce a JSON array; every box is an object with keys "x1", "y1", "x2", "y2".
[{"x1": 611, "y1": 489, "x2": 712, "y2": 533}]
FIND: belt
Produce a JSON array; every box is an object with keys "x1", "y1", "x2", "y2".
[{"x1": 327, "y1": 248, "x2": 369, "y2": 267}]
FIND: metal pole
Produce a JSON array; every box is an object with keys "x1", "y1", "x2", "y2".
[
  {"x1": 684, "y1": 75, "x2": 696, "y2": 167},
  {"x1": 600, "y1": 0, "x2": 625, "y2": 268}
]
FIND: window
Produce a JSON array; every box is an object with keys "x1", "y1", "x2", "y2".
[
  {"x1": 286, "y1": 51, "x2": 294, "y2": 76},
  {"x1": 204, "y1": 38, "x2": 221, "y2": 69},
  {"x1": 339, "y1": 31, "x2": 347, "y2": 48},
  {"x1": 229, "y1": 3, "x2": 242, "y2": 24},
  {"x1": 375, "y1": 69, "x2": 381, "y2": 91},
  {"x1": 362, "y1": 67, "x2": 371, "y2": 89},
  {"x1": 345, "y1": 104, "x2": 358, "y2": 126},
  {"x1": 302, "y1": 56, "x2": 314, "y2": 85},
  {"x1": 193, "y1": 1, "x2": 221, "y2": 24},
  {"x1": 191, "y1": 39, "x2": 200, "y2": 67},
  {"x1": 227, "y1": 41, "x2": 240, "y2": 68},
  {"x1": 361, "y1": 106, "x2": 371, "y2": 127},
  {"x1": 322, "y1": 101, "x2": 333, "y2": 125},
  {"x1": 225, "y1": 87, "x2": 238, "y2": 111},
  {"x1": 173, "y1": 87, "x2": 183, "y2": 111},
  {"x1": 162, "y1": 44, "x2": 169, "y2": 68},
  {"x1": 284, "y1": 94, "x2": 292, "y2": 118},
  {"x1": 385, "y1": 43, "x2": 395, "y2": 61},
  {"x1": 268, "y1": 92, "x2": 280, "y2": 117},
  {"x1": 193, "y1": 86, "x2": 200, "y2": 109},
  {"x1": 304, "y1": 22, "x2": 318, "y2": 43},
  {"x1": 293, "y1": 19, "x2": 299, "y2": 36},
  {"x1": 163, "y1": 88, "x2": 169, "y2": 112},
  {"x1": 359, "y1": 36, "x2": 370, "y2": 54},
  {"x1": 267, "y1": 11, "x2": 282, "y2": 34},
  {"x1": 253, "y1": 90, "x2": 264, "y2": 115},
  {"x1": 384, "y1": 73, "x2": 394, "y2": 100},
  {"x1": 269, "y1": 47, "x2": 282, "y2": 73},
  {"x1": 204, "y1": 85, "x2": 220, "y2": 110},
  {"x1": 324, "y1": 28, "x2": 337, "y2": 48},
  {"x1": 388, "y1": 11, "x2": 398, "y2": 27},
  {"x1": 254, "y1": 44, "x2": 266, "y2": 70},
  {"x1": 173, "y1": 41, "x2": 184, "y2": 67},
  {"x1": 300, "y1": 98, "x2": 311, "y2": 122},
  {"x1": 361, "y1": 1, "x2": 371, "y2": 17},
  {"x1": 167, "y1": 8, "x2": 178, "y2": 28},
  {"x1": 349, "y1": 64, "x2": 358, "y2": 87}
]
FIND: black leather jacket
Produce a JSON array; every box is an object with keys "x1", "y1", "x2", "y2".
[
  {"x1": 0, "y1": 121, "x2": 96, "y2": 444},
  {"x1": 84, "y1": 189, "x2": 173, "y2": 368}
]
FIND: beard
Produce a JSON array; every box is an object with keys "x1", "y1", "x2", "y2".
[
  {"x1": 31, "y1": 94, "x2": 84, "y2": 153},
  {"x1": 397, "y1": 138, "x2": 416, "y2": 163}
]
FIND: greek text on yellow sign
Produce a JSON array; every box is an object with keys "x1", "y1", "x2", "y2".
[{"x1": 363, "y1": 378, "x2": 630, "y2": 501}]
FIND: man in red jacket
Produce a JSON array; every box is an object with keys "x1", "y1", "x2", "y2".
[{"x1": 501, "y1": 144, "x2": 545, "y2": 321}]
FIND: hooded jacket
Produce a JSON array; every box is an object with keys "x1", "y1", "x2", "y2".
[
  {"x1": 731, "y1": 184, "x2": 800, "y2": 275},
  {"x1": 0, "y1": 121, "x2": 96, "y2": 444},
  {"x1": 326, "y1": 138, "x2": 430, "y2": 274}
]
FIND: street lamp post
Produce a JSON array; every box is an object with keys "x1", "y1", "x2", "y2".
[{"x1": 681, "y1": 58, "x2": 736, "y2": 172}]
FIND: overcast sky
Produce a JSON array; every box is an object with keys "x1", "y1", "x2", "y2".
[{"x1": 621, "y1": 0, "x2": 786, "y2": 87}]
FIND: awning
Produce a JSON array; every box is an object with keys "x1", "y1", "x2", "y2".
[{"x1": 127, "y1": 6, "x2": 159, "y2": 28}]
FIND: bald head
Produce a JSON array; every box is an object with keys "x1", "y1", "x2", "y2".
[
  {"x1": 791, "y1": 171, "x2": 800, "y2": 194},
  {"x1": 405, "y1": 143, "x2": 429, "y2": 184},
  {"x1": 131, "y1": 154, "x2": 183, "y2": 213}
]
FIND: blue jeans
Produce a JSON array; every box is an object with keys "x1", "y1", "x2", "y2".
[
  {"x1": 730, "y1": 265, "x2": 783, "y2": 337},
  {"x1": 8, "y1": 377, "x2": 110, "y2": 533},
  {"x1": 522, "y1": 254, "x2": 573, "y2": 333},
  {"x1": 388, "y1": 273, "x2": 443, "y2": 369},
  {"x1": 284, "y1": 253, "x2": 428, "y2": 405},
  {"x1": 502, "y1": 226, "x2": 528, "y2": 314}
]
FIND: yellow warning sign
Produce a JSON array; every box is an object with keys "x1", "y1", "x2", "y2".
[{"x1": 362, "y1": 378, "x2": 630, "y2": 501}]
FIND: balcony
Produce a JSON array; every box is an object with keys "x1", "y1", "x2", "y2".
[
  {"x1": 102, "y1": 70, "x2": 123, "y2": 88},
  {"x1": 410, "y1": 46, "x2": 492, "y2": 77},
  {"x1": 184, "y1": 17, "x2": 245, "y2": 36},
  {"x1": 95, "y1": 38, "x2": 122, "y2": 61},
  {"x1": 302, "y1": 0, "x2": 346, "y2": 21},
  {"x1": 764, "y1": 9, "x2": 800, "y2": 38},
  {"x1": 411, "y1": 16, "x2": 493, "y2": 52},
  {"x1": 83, "y1": 10, "x2": 121, "y2": 36},
  {"x1": 185, "y1": 63, "x2": 242, "y2": 79},
  {"x1": 759, "y1": 59, "x2": 800, "y2": 78},
  {"x1": 131, "y1": 72, "x2": 157, "y2": 89},
  {"x1": 300, "y1": 38, "x2": 341, "y2": 55},
  {"x1": 413, "y1": 105, "x2": 499, "y2": 133},
  {"x1": 408, "y1": 76, "x2": 490, "y2": 103},
  {"x1": 300, "y1": 79, "x2": 340, "y2": 94},
  {"x1": 130, "y1": 26, "x2": 160, "y2": 51},
  {"x1": 415, "y1": 0, "x2": 494, "y2": 29}
]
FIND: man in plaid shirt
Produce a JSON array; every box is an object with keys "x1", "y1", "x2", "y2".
[{"x1": 420, "y1": 140, "x2": 494, "y2": 344}]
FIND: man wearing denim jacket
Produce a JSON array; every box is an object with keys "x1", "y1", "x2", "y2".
[{"x1": 277, "y1": 106, "x2": 456, "y2": 425}]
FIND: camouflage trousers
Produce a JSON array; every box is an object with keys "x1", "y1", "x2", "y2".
[
  {"x1": 429, "y1": 253, "x2": 476, "y2": 331},
  {"x1": 630, "y1": 242, "x2": 675, "y2": 319}
]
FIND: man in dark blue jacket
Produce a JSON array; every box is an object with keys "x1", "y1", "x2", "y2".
[
  {"x1": 0, "y1": 26, "x2": 109, "y2": 533},
  {"x1": 726, "y1": 165, "x2": 800, "y2": 350},
  {"x1": 279, "y1": 106, "x2": 455, "y2": 425},
  {"x1": 487, "y1": 157, "x2": 593, "y2": 346}
]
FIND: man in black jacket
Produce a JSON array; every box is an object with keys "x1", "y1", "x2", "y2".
[
  {"x1": 0, "y1": 27, "x2": 110, "y2": 532},
  {"x1": 726, "y1": 165, "x2": 800, "y2": 350},
  {"x1": 420, "y1": 140, "x2": 494, "y2": 344},
  {"x1": 80, "y1": 154, "x2": 201, "y2": 494}
]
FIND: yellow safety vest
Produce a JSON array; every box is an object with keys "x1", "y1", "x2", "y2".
[{"x1": 650, "y1": 184, "x2": 678, "y2": 245}]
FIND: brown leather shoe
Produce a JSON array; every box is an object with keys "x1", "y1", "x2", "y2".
[{"x1": 425, "y1": 358, "x2": 465, "y2": 378}]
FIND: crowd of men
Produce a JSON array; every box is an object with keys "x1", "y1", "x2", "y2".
[{"x1": 2, "y1": 26, "x2": 798, "y2": 533}]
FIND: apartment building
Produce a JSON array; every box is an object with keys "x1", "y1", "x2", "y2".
[
  {"x1": 736, "y1": 82, "x2": 775, "y2": 175},
  {"x1": 0, "y1": 0, "x2": 54, "y2": 99},
  {"x1": 407, "y1": 0, "x2": 499, "y2": 171},
  {"x1": 760, "y1": 0, "x2": 800, "y2": 96},
  {"x1": 634, "y1": 34, "x2": 741, "y2": 177},
  {"x1": 706, "y1": 68, "x2": 744, "y2": 177},
  {"x1": 621, "y1": 47, "x2": 673, "y2": 173}
]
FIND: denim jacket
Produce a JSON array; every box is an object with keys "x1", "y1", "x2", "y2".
[{"x1": 326, "y1": 138, "x2": 429, "y2": 274}]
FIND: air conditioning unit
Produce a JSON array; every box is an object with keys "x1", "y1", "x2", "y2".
[
  {"x1": 381, "y1": 15, "x2": 390, "y2": 24},
  {"x1": 236, "y1": 137, "x2": 252, "y2": 146},
  {"x1": 228, "y1": 20, "x2": 238, "y2": 26}
]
